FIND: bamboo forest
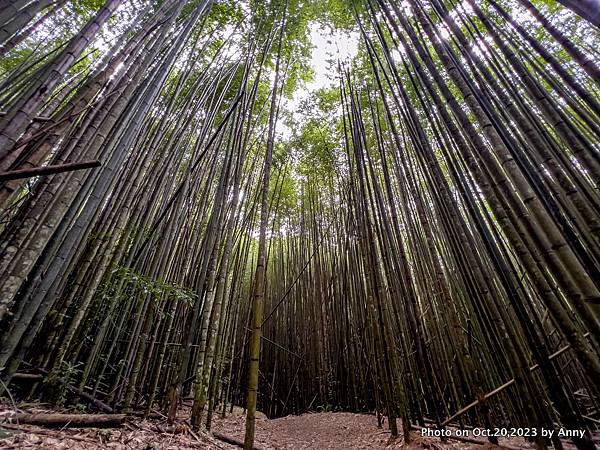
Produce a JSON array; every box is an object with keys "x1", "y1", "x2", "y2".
[{"x1": 0, "y1": 0, "x2": 599, "y2": 448}]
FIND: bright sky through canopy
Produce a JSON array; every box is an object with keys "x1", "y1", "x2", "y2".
[{"x1": 280, "y1": 22, "x2": 359, "y2": 138}]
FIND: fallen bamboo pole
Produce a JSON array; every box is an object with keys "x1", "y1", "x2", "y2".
[
  {"x1": 6, "y1": 413, "x2": 126, "y2": 428},
  {"x1": 441, "y1": 333, "x2": 591, "y2": 427},
  {"x1": 582, "y1": 415, "x2": 600, "y2": 426},
  {"x1": 67, "y1": 386, "x2": 114, "y2": 413},
  {"x1": 441, "y1": 380, "x2": 514, "y2": 427},
  {"x1": 0, "y1": 160, "x2": 101, "y2": 181},
  {"x1": 11, "y1": 373, "x2": 44, "y2": 381},
  {"x1": 213, "y1": 431, "x2": 265, "y2": 450},
  {"x1": 0, "y1": 423, "x2": 97, "y2": 443}
]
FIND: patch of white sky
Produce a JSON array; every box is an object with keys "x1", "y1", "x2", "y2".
[{"x1": 278, "y1": 23, "x2": 359, "y2": 139}]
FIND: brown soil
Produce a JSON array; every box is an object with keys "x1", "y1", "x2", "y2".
[{"x1": 214, "y1": 408, "x2": 398, "y2": 449}]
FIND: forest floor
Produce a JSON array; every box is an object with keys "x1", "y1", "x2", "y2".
[{"x1": 0, "y1": 402, "x2": 592, "y2": 450}]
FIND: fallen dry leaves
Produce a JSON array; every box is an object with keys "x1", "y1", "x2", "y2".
[{"x1": 0, "y1": 403, "x2": 596, "y2": 449}]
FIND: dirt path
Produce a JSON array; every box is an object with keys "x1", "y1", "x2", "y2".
[{"x1": 213, "y1": 410, "x2": 397, "y2": 449}]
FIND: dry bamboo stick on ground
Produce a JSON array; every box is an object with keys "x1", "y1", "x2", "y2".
[{"x1": 5, "y1": 413, "x2": 126, "y2": 428}]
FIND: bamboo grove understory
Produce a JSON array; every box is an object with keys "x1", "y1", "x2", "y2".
[{"x1": 0, "y1": 0, "x2": 599, "y2": 448}]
